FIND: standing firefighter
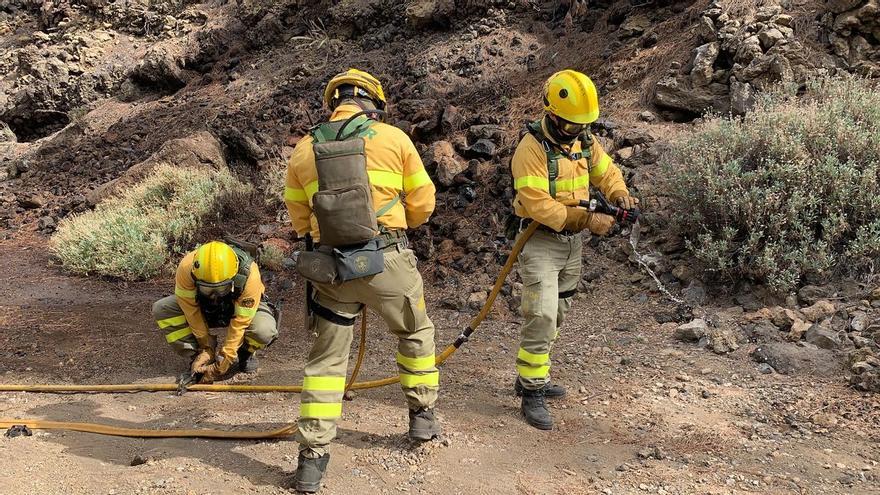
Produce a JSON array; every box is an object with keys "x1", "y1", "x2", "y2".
[
  {"x1": 284, "y1": 68, "x2": 439, "y2": 493},
  {"x1": 152, "y1": 241, "x2": 278, "y2": 382},
  {"x1": 510, "y1": 70, "x2": 638, "y2": 430}
]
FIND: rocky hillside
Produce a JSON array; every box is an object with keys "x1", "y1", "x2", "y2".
[{"x1": 1, "y1": 0, "x2": 879, "y2": 387}]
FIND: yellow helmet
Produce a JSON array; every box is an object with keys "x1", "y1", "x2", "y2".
[
  {"x1": 323, "y1": 68, "x2": 387, "y2": 109},
  {"x1": 542, "y1": 69, "x2": 600, "y2": 124},
  {"x1": 192, "y1": 241, "x2": 238, "y2": 284}
]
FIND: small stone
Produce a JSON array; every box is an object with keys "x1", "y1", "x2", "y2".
[
  {"x1": 467, "y1": 291, "x2": 488, "y2": 310},
  {"x1": 638, "y1": 111, "x2": 657, "y2": 123},
  {"x1": 463, "y1": 139, "x2": 497, "y2": 159},
  {"x1": 130, "y1": 454, "x2": 152, "y2": 466},
  {"x1": 38, "y1": 216, "x2": 56, "y2": 231},
  {"x1": 616, "y1": 147, "x2": 634, "y2": 161},
  {"x1": 675, "y1": 319, "x2": 708, "y2": 342},
  {"x1": 798, "y1": 285, "x2": 833, "y2": 305},
  {"x1": 850, "y1": 312, "x2": 869, "y2": 333},
  {"x1": 17, "y1": 194, "x2": 45, "y2": 209},
  {"x1": 756, "y1": 363, "x2": 774, "y2": 374},
  {"x1": 701, "y1": 389, "x2": 714, "y2": 399}
]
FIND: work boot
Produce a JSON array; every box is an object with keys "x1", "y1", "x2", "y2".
[
  {"x1": 294, "y1": 451, "x2": 329, "y2": 493},
  {"x1": 408, "y1": 407, "x2": 441, "y2": 441},
  {"x1": 521, "y1": 387, "x2": 553, "y2": 430},
  {"x1": 514, "y1": 378, "x2": 566, "y2": 399},
  {"x1": 237, "y1": 347, "x2": 258, "y2": 373}
]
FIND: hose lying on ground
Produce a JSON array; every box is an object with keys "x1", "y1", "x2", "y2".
[{"x1": 0, "y1": 218, "x2": 545, "y2": 439}]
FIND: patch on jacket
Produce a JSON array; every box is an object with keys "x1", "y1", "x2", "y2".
[{"x1": 240, "y1": 298, "x2": 256, "y2": 308}]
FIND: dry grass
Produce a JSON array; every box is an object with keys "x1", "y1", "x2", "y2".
[{"x1": 51, "y1": 165, "x2": 252, "y2": 280}]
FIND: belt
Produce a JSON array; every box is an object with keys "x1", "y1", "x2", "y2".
[
  {"x1": 517, "y1": 218, "x2": 577, "y2": 237},
  {"x1": 379, "y1": 229, "x2": 408, "y2": 249}
]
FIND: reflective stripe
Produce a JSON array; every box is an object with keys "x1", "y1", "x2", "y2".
[
  {"x1": 517, "y1": 364, "x2": 551, "y2": 379},
  {"x1": 245, "y1": 336, "x2": 265, "y2": 350},
  {"x1": 556, "y1": 174, "x2": 590, "y2": 192},
  {"x1": 299, "y1": 402, "x2": 343, "y2": 419},
  {"x1": 517, "y1": 348, "x2": 549, "y2": 366},
  {"x1": 157, "y1": 315, "x2": 187, "y2": 329},
  {"x1": 302, "y1": 376, "x2": 346, "y2": 392},
  {"x1": 590, "y1": 153, "x2": 612, "y2": 178},
  {"x1": 399, "y1": 371, "x2": 439, "y2": 388},
  {"x1": 396, "y1": 352, "x2": 436, "y2": 371},
  {"x1": 235, "y1": 305, "x2": 258, "y2": 318},
  {"x1": 304, "y1": 180, "x2": 319, "y2": 200},
  {"x1": 284, "y1": 186, "x2": 308, "y2": 203},
  {"x1": 165, "y1": 327, "x2": 193, "y2": 343},
  {"x1": 403, "y1": 169, "x2": 432, "y2": 192},
  {"x1": 175, "y1": 286, "x2": 197, "y2": 299},
  {"x1": 514, "y1": 175, "x2": 550, "y2": 191},
  {"x1": 368, "y1": 170, "x2": 403, "y2": 189}
]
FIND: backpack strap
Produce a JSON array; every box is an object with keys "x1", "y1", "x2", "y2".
[
  {"x1": 524, "y1": 120, "x2": 596, "y2": 197},
  {"x1": 311, "y1": 115, "x2": 374, "y2": 143},
  {"x1": 229, "y1": 245, "x2": 253, "y2": 296}
]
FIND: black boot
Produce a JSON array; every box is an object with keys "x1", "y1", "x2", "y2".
[
  {"x1": 294, "y1": 452, "x2": 330, "y2": 493},
  {"x1": 408, "y1": 407, "x2": 441, "y2": 441},
  {"x1": 237, "y1": 346, "x2": 258, "y2": 373},
  {"x1": 521, "y1": 387, "x2": 553, "y2": 430},
  {"x1": 514, "y1": 378, "x2": 566, "y2": 399}
]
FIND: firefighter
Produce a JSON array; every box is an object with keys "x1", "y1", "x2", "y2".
[
  {"x1": 284, "y1": 69, "x2": 439, "y2": 493},
  {"x1": 510, "y1": 69, "x2": 638, "y2": 430},
  {"x1": 152, "y1": 241, "x2": 278, "y2": 382}
]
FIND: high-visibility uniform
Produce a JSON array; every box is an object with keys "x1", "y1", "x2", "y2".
[
  {"x1": 512, "y1": 117, "x2": 628, "y2": 390},
  {"x1": 151, "y1": 250, "x2": 278, "y2": 372},
  {"x1": 285, "y1": 104, "x2": 438, "y2": 456}
]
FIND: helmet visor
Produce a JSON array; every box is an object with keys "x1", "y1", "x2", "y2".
[
  {"x1": 557, "y1": 118, "x2": 587, "y2": 137},
  {"x1": 196, "y1": 280, "x2": 233, "y2": 300}
]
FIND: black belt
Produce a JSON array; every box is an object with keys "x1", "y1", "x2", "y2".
[{"x1": 517, "y1": 218, "x2": 577, "y2": 237}]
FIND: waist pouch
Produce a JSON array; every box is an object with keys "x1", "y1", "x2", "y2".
[
  {"x1": 296, "y1": 238, "x2": 386, "y2": 284},
  {"x1": 334, "y1": 237, "x2": 385, "y2": 282}
]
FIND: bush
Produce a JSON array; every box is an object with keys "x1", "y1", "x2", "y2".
[
  {"x1": 258, "y1": 243, "x2": 285, "y2": 272},
  {"x1": 51, "y1": 165, "x2": 252, "y2": 280},
  {"x1": 664, "y1": 77, "x2": 880, "y2": 292}
]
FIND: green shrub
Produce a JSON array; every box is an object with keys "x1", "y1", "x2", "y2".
[
  {"x1": 258, "y1": 243, "x2": 285, "y2": 272},
  {"x1": 51, "y1": 165, "x2": 252, "y2": 280},
  {"x1": 664, "y1": 77, "x2": 880, "y2": 292}
]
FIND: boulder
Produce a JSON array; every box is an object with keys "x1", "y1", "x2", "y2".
[
  {"x1": 467, "y1": 124, "x2": 505, "y2": 143},
  {"x1": 653, "y1": 75, "x2": 728, "y2": 114},
  {"x1": 730, "y1": 79, "x2": 756, "y2": 115},
  {"x1": 805, "y1": 320, "x2": 841, "y2": 350},
  {"x1": 691, "y1": 42, "x2": 719, "y2": 86},
  {"x1": 758, "y1": 28, "x2": 785, "y2": 50},
  {"x1": 826, "y1": 0, "x2": 864, "y2": 13},
  {"x1": 405, "y1": 0, "x2": 455, "y2": 29},
  {"x1": 798, "y1": 284, "x2": 833, "y2": 305},
  {"x1": 802, "y1": 300, "x2": 836, "y2": 322},
  {"x1": 751, "y1": 342, "x2": 843, "y2": 375},
  {"x1": 462, "y1": 139, "x2": 497, "y2": 159},
  {"x1": 130, "y1": 44, "x2": 187, "y2": 89},
  {"x1": 429, "y1": 141, "x2": 466, "y2": 187}
]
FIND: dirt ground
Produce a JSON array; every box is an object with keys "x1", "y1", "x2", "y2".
[{"x1": 1, "y1": 235, "x2": 878, "y2": 495}]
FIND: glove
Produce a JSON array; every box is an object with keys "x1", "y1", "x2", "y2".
[
  {"x1": 563, "y1": 207, "x2": 591, "y2": 233},
  {"x1": 612, "y1": 193, "x2": 639, "y2": 210},
  {"x1": 191, "y1": 348, "x2": 215, "y2": 373},
  {"x1": 586, "y1": 212, "x2": 615, "y2": 236},
  {"x1": 197, "y1": 355, "x2": 232, "y2": 384}
]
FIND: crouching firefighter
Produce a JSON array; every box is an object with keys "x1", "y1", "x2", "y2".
[
  {"x1": 509, "y1": 69, "x2": 638, "y2": 430},
  {"x1": 284, "y1": 68, "x2": 440, "y2": 493},
  {"x1": 152, "y1": 241, "x2": 279, "y2": 383}
]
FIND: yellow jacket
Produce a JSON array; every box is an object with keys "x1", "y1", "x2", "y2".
[
  {"x1": 284, "y1": 104, "x2": 436, "y2": 240},
  {"x1": 174, "y1": 250, "x2": 264, "y2": 370},
  {"x1": 511, "y1": 118, "x2": 629, "y2": 232}
]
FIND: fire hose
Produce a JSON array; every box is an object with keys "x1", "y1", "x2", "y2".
[{"x1": 0, "y1": 196, "x2": 639, "y2": 440}]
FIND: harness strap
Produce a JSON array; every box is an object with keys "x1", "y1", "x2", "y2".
[{"x1": 308, "y1": 298, "x2": 358, "y2": 327}]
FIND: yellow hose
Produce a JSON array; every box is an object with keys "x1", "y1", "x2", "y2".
[{"x1": 0, "y1": 219, "x2": 545, "y2": 439}]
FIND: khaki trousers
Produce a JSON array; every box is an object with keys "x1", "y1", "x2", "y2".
[
  {"x1": 296, "y1": 245, "x2": 438, "y2": 455},
  {"x1": 152, "y1": 296, "x2": 278, "y2": 358},
  {"x1": 515, "y1": 229, "x2": 582, "y2": 390}
]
